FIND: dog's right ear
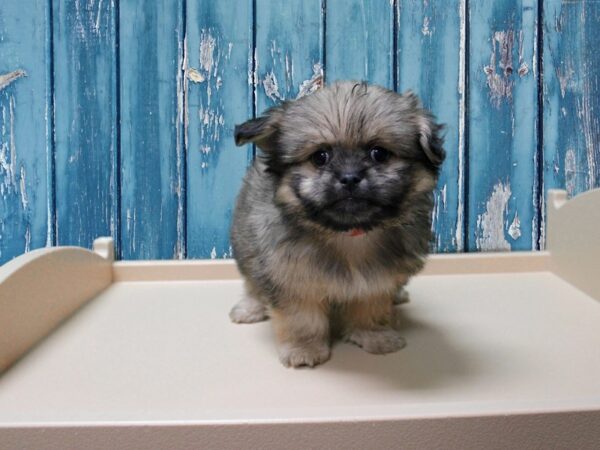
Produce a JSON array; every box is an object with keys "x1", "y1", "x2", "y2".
[
  {"x1": 234, "y1": 109, "x2": 281, "y2": 152},
  {"x1": 234, "y1": 117, "x2": 270, "y2": 146}
]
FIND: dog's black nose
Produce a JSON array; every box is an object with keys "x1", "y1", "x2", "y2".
[{"x1": 339, "y1": 172, "x2": 363, "y2": 188}]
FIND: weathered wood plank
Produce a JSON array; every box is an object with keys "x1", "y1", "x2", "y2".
[
  {"x1": 397, "y1": 0, "x2": 465, "y2": 252},
  {"x1": 543, "y1": 0, "x2": 600, "y2": 246},
  {"x1": 0, "y1": 0, "x2": 51, "y2": 264},
  {"x1": 186, "y1": 0, "x2": 253, "y2": 259},
  {"x1": 53, "y1": 0, "x2": 118, "y2": 251},
  {"x1": 255, "y1": 0, "x2": 323, "y2": 111},
  {"x1": 119, "y1": 1, "x2": 184, "y2": 259},
  {"x1": 468, "y1": 0, "x2": 538, "y2": 251},
  {"x1": 5, "y1": 0, "x2": 600, "y2": 262},
  {"x1": 326, "y1": 0, "x2": 394, "y2": 87}
]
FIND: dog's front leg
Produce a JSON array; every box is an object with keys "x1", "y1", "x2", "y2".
[{"x1": 271, "y1": 299, "x2": 330, "y2": 368}]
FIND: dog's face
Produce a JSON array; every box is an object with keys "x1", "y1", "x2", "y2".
[{"x1": 235, "y1": 82, "x2": 445, "y2": 232}]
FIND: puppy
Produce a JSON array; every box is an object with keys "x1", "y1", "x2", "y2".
[{"x1": 229, "y1": 81, "x2": 444, "y2": 368}]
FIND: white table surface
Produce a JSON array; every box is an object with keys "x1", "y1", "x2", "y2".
[{"x1": 1, "y1": 271, "x2": 599, "y2": 424}]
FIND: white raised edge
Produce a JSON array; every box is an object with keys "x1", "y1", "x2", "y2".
[
  {"x1": 547, "y1": 188, "x2": 600, "y2": 300},
  {"x1": 112, "y1": 251, "x2": 552, "y2": 282},
  {"x1": 112, "y1": 259, "x2": 241, "y2": 281},
  {"x1": 1, "y1": 408, "x2": 599, "y2": 449},
  {"x1": 0, "y1": 238, "x2": 113, "y2": 373}
]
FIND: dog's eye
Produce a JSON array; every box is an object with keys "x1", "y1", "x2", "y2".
[
  {"x1": 311, "y1": 149, "x2": 330, "y2": 167},
  {"x1": 370, "y1": 146, "x2": 390, "y2": 163}
]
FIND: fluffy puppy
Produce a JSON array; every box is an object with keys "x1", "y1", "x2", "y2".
[{"x1": 229, "y1": 81, "x2": 444, "y2": 368}]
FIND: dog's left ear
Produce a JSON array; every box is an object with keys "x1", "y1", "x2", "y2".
[
  {"x1": 234, "y1": 108, "x2": 282, "y2": 153},
  {"x1": 417, "y1": 114, "x2": 446, "y2": 167}
]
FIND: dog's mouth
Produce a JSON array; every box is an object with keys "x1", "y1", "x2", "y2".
[
  {"x1": 327, "y1": 195, "x2": 376, "y2": 208},
  {"x1": 288, "y1": 185, "x2": 399, "y2": 233},
  {"x1": 304, "y1": 196, "x2": 388, "y2": 232}
]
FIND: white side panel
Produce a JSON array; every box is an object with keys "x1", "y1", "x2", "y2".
[
  {"x1": 0, "y1": 238, "x2": 113, "y2": 373},
  {"x1": 547, "y1": 189, "x2": 600, "y2": 300}
]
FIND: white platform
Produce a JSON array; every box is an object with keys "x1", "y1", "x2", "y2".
[
  {"x1": 0, "y1": 189, "x2": 599, "y2": 449},
  {"x1": 2, "y1": 272, "x2": 600, "y2": 422}
]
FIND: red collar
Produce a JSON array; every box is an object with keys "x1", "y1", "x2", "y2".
[{"x1": 348, "y1": 228, "x2": 366, "y2": 237}]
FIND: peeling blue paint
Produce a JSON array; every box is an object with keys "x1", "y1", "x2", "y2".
[{"x1": 1, "y1": 0, "x2": 599, "y2": 264}]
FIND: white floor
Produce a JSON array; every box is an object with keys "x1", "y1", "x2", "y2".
[{"x1": 1, "y1": 271, "x2": 600, "y2": 424}]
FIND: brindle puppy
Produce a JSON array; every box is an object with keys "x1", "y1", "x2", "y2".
[{"x1": 229, "y1": 81, "x2": 445, "y2": 368}]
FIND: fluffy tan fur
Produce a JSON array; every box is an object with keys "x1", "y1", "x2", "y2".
[{"x1": 229, "y1": 81, "x2": 445, "y2": 368}]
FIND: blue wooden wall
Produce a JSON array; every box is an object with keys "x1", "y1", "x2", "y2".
[{"x1": 1, "y1": 0, "x2": 599, "y2": 264}]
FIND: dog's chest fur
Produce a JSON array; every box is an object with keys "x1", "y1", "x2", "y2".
[
  {"x1": 264, "y1": 229, "x2": 417, "y2": 303},
  {"x1": 231, "y1": 162, "x2": 430, "y2": 305}
]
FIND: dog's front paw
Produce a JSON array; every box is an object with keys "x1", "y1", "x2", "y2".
[
  {"x1": 229, "y1": 296, "x2": 268, "y2": 324},
  {"x1": 345, "y1": 328, "x2": 406, "y2": 354},
  {"x1": 278, "y1": 342, "x2": 331, "y2": 368},
  {"x1": 393, "y1": 287, "x2": 411, "y2": 305}
]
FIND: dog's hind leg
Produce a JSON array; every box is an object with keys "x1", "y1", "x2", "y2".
[
  {"x1": 229, "y1": 281, "x2": 269, "y2": 324},
  {"x1": 343, "y1": 294, "x2": 406, "y2": 354}
]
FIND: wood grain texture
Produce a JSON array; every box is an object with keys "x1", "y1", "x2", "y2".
[
  {"x1": 326, "y1": 0, "x2": 394, "y2": 87},
  {"x1": 468, "y1": 0, "x2": 539, "y2": 251},
  {"x1": 543, "y1": 0, "x2": 600, "y2": 245},
  {"x1": 119, "y1": 0, "x2": 184, "y2": 259},
  {"x1": 3, "y1": 0, "x2": 600, "y2": 263},
  {"x1": 185, "y1": 0, "x2": 253, "y2": 259},
  {"x1": 0, "y1": 0, "x2": 51, "y2": 265},
  {"x1": 53, "y1": 0, "x2": 118, "y2": 250},
  {"x1": 255, "y1": 0, "x2": 323, "y2": 110},
  {"x1": 397, "y1": 0, "x2": 465, "y2": 252}
]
